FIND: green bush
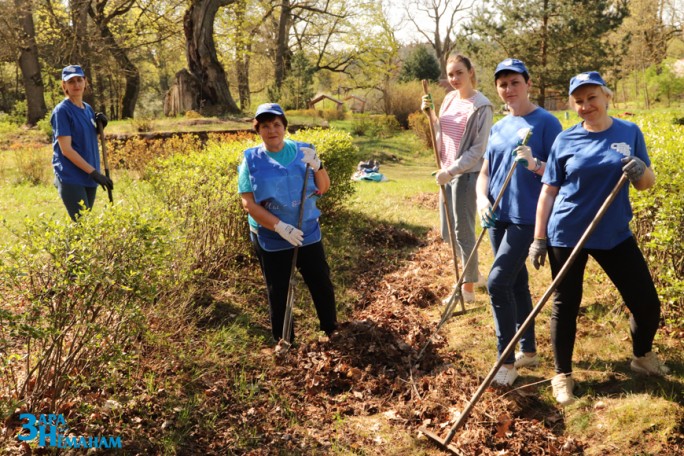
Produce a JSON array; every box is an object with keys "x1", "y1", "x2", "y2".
[
  {"x1": 0, "y1": 204, "x2": 183, "y2": 410},
  {"x1": 317, "y1": 107, "x2": 347, "y2": 121},
  {"x1": 630, "y1": 113, "x2": 684, "y2": 326},
  {"x1": 146, "y1": 139, "x2": 252, "y2": 276},
  {"x1": 408, "y1": 111, "x2": 432, "y2": 149},
  {"x1": 350, "y1": 114, "x2": 401, "y2": 138},
  {"x1": 291, "y1": 128, "x2": 358, "y2": 214}
]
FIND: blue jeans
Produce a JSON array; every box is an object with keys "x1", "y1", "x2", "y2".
[
  {"x1": 54, "y1": 177, "x2": 97, "y2": 221},
  {"x1": 440, "y1": 171, "x2": 479, "y2": 282},
  {"x1": 488, "y1": 221, "x2": 536, "y2": 364}
]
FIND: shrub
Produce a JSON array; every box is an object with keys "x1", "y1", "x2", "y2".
[
  {"x1": 317, "y1": 107, "x2": 347, "y2": 121},
  {"x1": 146, "y1": 139, "x2": 253, "y2": 276},
  {"x1": 11, "y1": 145, "x2": 51, "y2": 185},
  {"x1": 630, "y1": 114, "x2": 684, "y2": 327},
  {"x1": 408, "y1": 111, "x2": 432, "y2": 149},
  {"x1": 108, "y1": 134, "x2": 203, "y2": 176},
  {"x1": 291, "y1": 128, "x2": 358, "y2": 214},
  {"x1": 0, "y1": 204, "x2": 183, "y2": 410},
  {"x1": 388, "y1": 80, "x2": 446, "y2": 128},
  {"x1": 350, "y1": 114, "x2": 401, "y2": 138}
]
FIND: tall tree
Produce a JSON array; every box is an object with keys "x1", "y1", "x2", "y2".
[
  {"x1": 466, "y1": 0, "x2": 628, "y2": 108},
  {"x1": 15, "y1": 0, "x2": 47, "y2": 125},
  {"x1": 183, "y1": 0, "x2": 240, "y2": 114},
  {"x1": 88, "y1": 0, "x2": 140, "y2": 118},
  {"x1": 405, "y1": 0, "x2": 471, "y2": 78},
  {"x1": 399, "y1": 45, "x2": 441, "y2": 82}
]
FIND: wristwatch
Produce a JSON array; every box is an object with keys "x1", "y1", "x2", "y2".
[{"x1": 533, "y1": 157, "x2": 542, "y2": 172}]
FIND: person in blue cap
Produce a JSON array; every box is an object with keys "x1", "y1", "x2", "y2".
[
  {"x1": 420, "y1": 54, "x2": 493, "y2": 303},
  {"x1": 237, "y1": 102, "x2": 337, "y2": 343},
  {"x1": 529, "y1": 71, "x2": 668, "y2": 405},
  {"x1": 51, "y1": 64, "x2": 112, "y2": 221},
  {"x1": 476, "y1": 59, "x2": 562, "y2": 386}
]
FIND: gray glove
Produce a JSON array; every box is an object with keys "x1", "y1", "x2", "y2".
[
  {"x1": 528, "y1": 238, "x2": 547, "y2": 270},
  {"x1": 621, "y1": 156, "x2": 646, "y2": 183}
]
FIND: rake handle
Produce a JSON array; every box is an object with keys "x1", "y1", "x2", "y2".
[
  {"x1": 440, "y1": 174, "x2": 629, "y2": 446},
  {"x1": 96, "y1": 121, "x2": 114, "y2": 204},
  {"x1": 281, "y1": 164, "x2": 312, "y2": 344}
]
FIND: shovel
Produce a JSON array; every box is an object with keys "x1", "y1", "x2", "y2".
[
  {"x1": 416, "y1": 127, "x2": 533, "y2": 361},
  {"x1": 422, "y1": 80, "x2": 465, "y2": 314},
  {"x1": 96, "y1": 118, "x2": 114, "y2": 204},
  {"x1": 279, "y1": 164, "x2": 311, "y2": 350},
  {"x1": 420, "y1": 174, "x2": 629, "y2": 453}
]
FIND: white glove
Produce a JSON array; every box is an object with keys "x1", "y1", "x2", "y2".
[
  {"x1": 421, "y1": 94, "x2": 435, "y2": 112},
  {"x1": 513, "y1": 145, "x2": 535, "y2": 171},
  {"x1": 301, "y1": 147, "x2": 321, "y2": 172},
  {"x1": 477, "y1": 196, "x2": 496, "y2": 228},
  {"x1": 435, "y1": 169, "x2": 453, "y2": 186},
  {"x1": 274, "y1": 220, "x2": 303, "y2": 247}
]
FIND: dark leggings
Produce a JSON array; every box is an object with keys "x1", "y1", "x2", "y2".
[
  {"x1": 250, "y1": 233, "x2": 337, "y2": 341},
  {"x1": 55, "y1": 177, "x2": 97, "y2": 221},
  {"x1": 548, "y1": 236, "x2": 661, "y2": 374}
]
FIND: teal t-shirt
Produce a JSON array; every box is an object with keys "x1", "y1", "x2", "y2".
[{"x1": 238, "y1": 139, "x2": 298, "y2": 229}]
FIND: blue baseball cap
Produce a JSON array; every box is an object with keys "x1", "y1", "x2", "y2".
[
  {"x1": 62, "y1": 65, "x2": 85, "y2": 81},
  {"x1": 254, "y1": 103, "x2": 286, "y2": 119},
  {"x1": 568, "y1": 71, "x2": 606, "y2": 95},
  {"x1": 494, "y1": 58, "x2": 529, "y2": 78}
]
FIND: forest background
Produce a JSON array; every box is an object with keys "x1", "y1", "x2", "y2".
[{"x1": 1, "y1": 0, "x2": 684, "y2": 126}]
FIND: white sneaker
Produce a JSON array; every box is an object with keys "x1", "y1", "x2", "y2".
[
  {"x1": 475, "y1": 273, "x2": 488, "y2": 290},
  {"x1": 461, "y1": 286, "x2": 475, "y2": 303},
  {"x1": 514, "y1": 352, "x2": 539, "y2": 369},
  {"x1": 630, "y1": 351, "x2": 670, "y2": 376},
  {"x1": 551, "y1": 373, "x2": 575, "y2": 406},
  {"x1": 493, "y1": 365, "x2": 518, "y2": 386}
]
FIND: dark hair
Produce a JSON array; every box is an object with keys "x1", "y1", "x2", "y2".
[
  {"x1": 446, "y1": 54, "x2": 477, "y2": 87},
  {"x1": 495, "y1": 69, "x2": 530, "y2": 83},
  {"x1": 253, "y1": 113, "x2": 288, "y2": 132}
]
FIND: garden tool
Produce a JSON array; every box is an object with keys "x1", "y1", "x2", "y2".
[
  {"x1": 422, "y1": 79, "x2": 465, "y2": 314},
  {"x1": 420, "y1": 174, "x2": 629, "y2": 453},
  {"x1": 96, "y1": 118, "x2": 114, "y2": 204},
  {"x1": 280, "y1": 164, "x2": 311, "y2": 350},
  {"x1": 415, "y1": 127, "x2": 533, "y2": 361}
]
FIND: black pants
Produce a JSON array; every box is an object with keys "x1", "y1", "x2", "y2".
[
  {"x1": 251, "y1": 233, "x2": 337, "y2": 341},
  {"x1": 548, "y1": 236, "x2": 661, "y2": 374}
]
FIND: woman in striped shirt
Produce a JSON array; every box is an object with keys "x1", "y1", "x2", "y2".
[{"x1": 422, "y1": 54, "x2": 493, "y2": 302}]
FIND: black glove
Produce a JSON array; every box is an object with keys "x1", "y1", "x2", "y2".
[
  {"x1": 90, "y1": 170, "x2": 113, "y2": 191},
  {"x1": 95, "y1": 112, "x2": 108, "y2": 130}
]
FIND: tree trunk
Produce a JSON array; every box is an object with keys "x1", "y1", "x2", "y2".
[
  {"x1": 15, "y1": 0, "x2": 46, "y2": 126},
  {"x1": 274, "y1": 0, "x2": 292, "y2": 90},
  {"x1": 70, "y1": 0, "x2": 94, "y2": 106},
  {"x1": 184, "y1": 0, "x2": 240, "y2": 114},
  {"x1": 236, "y1": 47, "x2": 251, "y2": 110},
  {"x1": 537, "y1": 0, "x2": 549, "y2": 109},
  {"x1": 88, "y1": 6, "x2": 140, "y2": 119}
]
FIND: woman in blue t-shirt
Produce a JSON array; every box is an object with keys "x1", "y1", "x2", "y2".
[
  {"x1": 529, "y1": 72, "x2": 668, "y2": 406},
  {"x1": 237, "y1": 103, "x2": 337, "y2": 343},
  {"x1": 51, "y1": 65, "x2": 112, "y2": 220},
  {"x1": 476, "y1": 59, "x2": 562, "y2": 387}
]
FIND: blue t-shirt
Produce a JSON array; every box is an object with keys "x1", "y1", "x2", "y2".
[
  {"x1": 485, "y1": 108, "x2": 562, "y2": 225},
  {"x1": 238, "y1": 140, "x2": 298, "y2": 230},
  {"x1": 543, "y1": 118, "x2": 650, "y2": 249},
  {"x1": 51, "y1": 99, "x2": 100, "y2": 187}
]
